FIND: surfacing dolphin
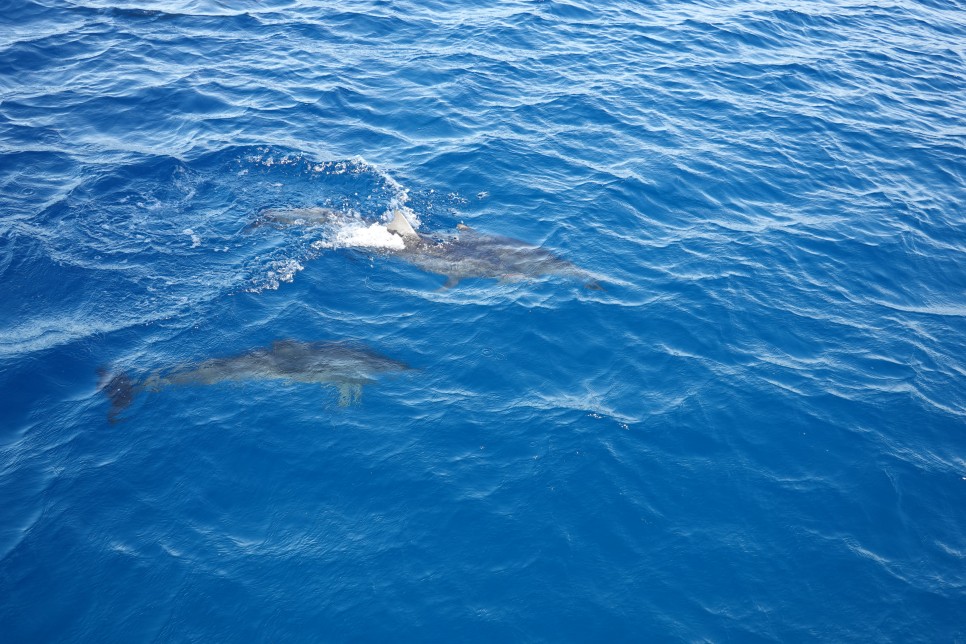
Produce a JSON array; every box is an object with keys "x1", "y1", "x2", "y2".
[
  {"x1": 384, "y1": 210, "x2": 603, "y2": 290},
  {"x1": 100, "y1": 339, "x2": 411, "y2": 423}
]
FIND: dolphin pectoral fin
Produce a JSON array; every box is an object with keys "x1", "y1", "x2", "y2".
[
  {"x1": 584, "y1": 280, "x2": 604, "y2": 291},
  {"x1": 337, "y1": 383, "x2": 364, "y2": 406},
  {"x1": 438, "y1": 276, "x2": 461, "y2": 290},
  {"x1": 337, "y1": 384, "x2": 351, "y2": 406}
]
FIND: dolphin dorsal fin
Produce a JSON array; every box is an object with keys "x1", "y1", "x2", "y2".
[{"x1": 387, "y1": 209, "x2": 418, "y2": 239}]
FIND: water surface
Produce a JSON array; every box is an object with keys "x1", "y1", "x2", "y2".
[{"x1": 1, "y1": 0, "x2": 964, "y2": 640}]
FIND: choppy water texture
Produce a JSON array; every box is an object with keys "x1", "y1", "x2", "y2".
[{"x1": 2, "y1": 0, "x2": 965, "y2": 640}]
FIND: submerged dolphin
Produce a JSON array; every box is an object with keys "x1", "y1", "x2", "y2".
[
  {"x1": 100, "y1": 339, "x2": 411, "y2": 422},
  {"x1": 244, "y1": 207, "x2": 342, "y2": 231},
  {"x1": 384, "y1": 210, "x2": 602, "y2": 290}
]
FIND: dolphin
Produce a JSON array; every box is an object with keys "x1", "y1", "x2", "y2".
[
  {"x1": 244, "y1": 207, "x2": 342, "y2": 231},
  {"x1": 100, "y1": 339, "x2": 411, "y2": 423},
  {"x1": 384, "y1": 210, "x2": 603, "y2": 290}
]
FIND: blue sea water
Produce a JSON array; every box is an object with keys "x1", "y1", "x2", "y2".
[{"x1": 2, "y1": 0, "x2": 965, "y2": 640}]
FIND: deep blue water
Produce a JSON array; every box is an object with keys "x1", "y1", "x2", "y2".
[{"x1": 2, "y1": 0, "x2": 965, "y2": 640}]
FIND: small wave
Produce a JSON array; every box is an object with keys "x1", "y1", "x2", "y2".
[{"x1": 869, "y1": 299, "x2": 966, "y2": 318}]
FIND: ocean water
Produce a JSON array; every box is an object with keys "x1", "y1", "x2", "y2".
[{"x1": 1, "y1": 0, "x2": 964, "y2": 640}]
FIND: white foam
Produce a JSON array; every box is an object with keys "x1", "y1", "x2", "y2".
[
  {"x1": 326, "y1": 222, "x2": 405, "y2": 250},
  {"x1": 182, "y1": 228, "x2": 201, "y2": 248},
  {"x1": 248, "y1": 258, "x2": 305, "y2": 292}
]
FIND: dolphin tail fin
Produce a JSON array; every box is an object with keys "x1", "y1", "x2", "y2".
[
  {"x1": 387, "y1": 209, "x2": 418, "y2": 239},
  {"x1": 584, "y1": 280, "x2": 604, "y2": 291},
  {"x1": 98, "y1": 368, "x2": 137, "y2": 424}
]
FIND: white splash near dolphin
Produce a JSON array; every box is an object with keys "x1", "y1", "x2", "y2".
[{"x1": 251, "y1": 205, "x2": 604, "y2": 289}]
